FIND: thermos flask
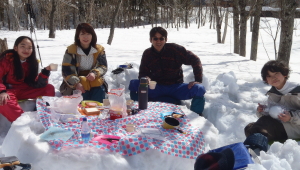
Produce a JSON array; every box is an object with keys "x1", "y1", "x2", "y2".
[{"x1": 138, "y1": 77, "x2": 148, "y2": 110}]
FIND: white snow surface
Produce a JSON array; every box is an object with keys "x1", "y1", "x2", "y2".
[{"x1": 1, "y1": 18, "x2": 300, "y2": 170}]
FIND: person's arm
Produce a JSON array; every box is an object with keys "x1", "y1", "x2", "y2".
[
  {"x1": 285, "y1": 110, "x2": 300, "y2": 125},
  {"x1": 28, "y1": 67, "x2": 51, "y2": 88},
  {"x1": 179, "y1": 45, "x2": 203, "y2": 83},
  {"x1": 0, "y1": 58, "x2": 8, "y2": 92},
  {"x1": 90, "y1": 52, "x2": 107, "y2": 79},
  {"x1": 138, "y1": 50, "x2": 150, "y2": 80},
  {"x1": 0, "y1": 58, "x2": 10, "y2": 105},
  {"x1": 61, "y1": 51, "x2": 80, "y2": 88}
]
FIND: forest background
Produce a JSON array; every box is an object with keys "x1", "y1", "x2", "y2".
[{"x1": 0, "y1": 0, "x2": 300, "y2": 64}]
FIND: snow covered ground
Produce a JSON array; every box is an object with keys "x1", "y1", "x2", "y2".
[{"x1": 1, "y1": 17, "x2": 300, "y2": 169}]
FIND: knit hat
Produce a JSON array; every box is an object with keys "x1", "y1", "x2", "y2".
[{"x1": 194, "y1": 148, "x2": 235, "y2": 170}]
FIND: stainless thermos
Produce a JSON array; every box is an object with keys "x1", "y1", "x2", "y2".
[{"x1": 138, "y1": 77, "x2": 148, "y2": 110}]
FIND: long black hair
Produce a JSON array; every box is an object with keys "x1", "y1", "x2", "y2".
[{"x1": 0, "y1": 36, "x2": 38, "y2": 85}]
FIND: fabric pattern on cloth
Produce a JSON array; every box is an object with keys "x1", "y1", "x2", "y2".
[
  {"x1": 77, "y1": 46, "x2": 97, "y2": 71},
  {"x1": 37, "y1": 99, "x2": 206, "y2": 159}
]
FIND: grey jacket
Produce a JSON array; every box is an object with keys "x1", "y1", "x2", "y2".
[{"x1": 257, "y1": 84, "x2": 300, "y2": 139}]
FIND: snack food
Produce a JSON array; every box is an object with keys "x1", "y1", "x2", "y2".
[
  {"x1": 86, "y1": 102, "x2": 98, "y2": 107},
  {"x1": 83, "y1": 108, "x2": 101, "y2": 115}
]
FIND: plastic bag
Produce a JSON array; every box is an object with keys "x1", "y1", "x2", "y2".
[
  {"x1": 107, "y1": 84, "x2": 127, "y2": 120},
  {"x1": 43, "y1": 90, "x2": 83, "y2": 115}
]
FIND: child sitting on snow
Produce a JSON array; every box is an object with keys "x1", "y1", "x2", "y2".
[
  {"x1": 244, "y1": 60, "x2": 300, "y2": 143},
  {"x1": 0, "y1": 36, "x2": 55, "y2": 122}
]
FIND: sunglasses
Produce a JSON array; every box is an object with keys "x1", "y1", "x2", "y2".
[{"x1": 153, "y1": 37, "x2": 165, "y2": 41}]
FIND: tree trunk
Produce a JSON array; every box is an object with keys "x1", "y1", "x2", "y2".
[
  {"x1": 233, "y1": 0, "x2": 239, "y2": 54},
  {"x1": 49, "y1": 0, "x2": 57, "y2": 38},
  {"x1": 107, "y1": 0, "x2": 122, "y2": 45},
  {"x1": 11, "y1": 2, "x2": 20, "y2": 31},
  {"x1": 239, "y1": 0, "x2": 247, "y2": 57},
  {"x1": 213, "y1": 1, "x2": 221, "y2": 43},
  {"x1": 78, "y1": 1, "x2": 86, "y2": 23},
  {"x1": 250, "y1": 0, "x2": 263, "y2": 61},
  {"x1": 185, "y1": 0, "x2": 189, "y2": 28},
  {"x1": 277, "y1": 0, "x2": 297, "y2": 65},
  {"x1": 221, "y1": 10, "x2": 229, "y2": 44},
  {"x1": 86, "y1": 1, "x2": 94, "y2": 24},
  {"x1": 0, "y1": 3, "x2": 4, "y2": 29},
  {"x1": 0, "y1": 38, "x2": 8, "y2": 54}
]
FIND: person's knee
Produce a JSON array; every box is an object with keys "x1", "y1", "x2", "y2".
[
  {"x1": 191, "y1": 84, "x2": 206, "y2": 97},
  {"x1": 128, "y1": 79, "x2": 140, "y2": 92},
  {"x1": 244, "y1": 123, "x2": 254, "y2": 137},
  {"x1": 44, "y1": 84, "x2": 55, "y2": 96}
]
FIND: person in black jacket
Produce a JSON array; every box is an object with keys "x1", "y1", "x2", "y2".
[{"x1": 130, "y1": 27, "x2": 206, "y2": 115}]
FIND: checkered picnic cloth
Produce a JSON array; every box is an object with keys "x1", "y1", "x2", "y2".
[{"x1": 37, "y1": 98, "x2": 206, "y2": 159}]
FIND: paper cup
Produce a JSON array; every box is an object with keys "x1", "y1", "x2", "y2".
[
  {"x1": 149, "y1": 81, "x2": 157, "y2": 89},
  {"x1": 103, "y1": 99, "x2": 110, "y2": 106},
  {"x1": 50, "y1": 63, "x2": 58, "y2": 71},
  {"x1": 126, "y1": 124, "x2": 136, "y2": 132}
]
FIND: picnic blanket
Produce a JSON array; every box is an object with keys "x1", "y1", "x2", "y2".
[{"x1": 36, "y1": 98, "x2": 206, "y2": 159}]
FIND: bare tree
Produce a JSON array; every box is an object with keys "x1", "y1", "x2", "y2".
[
  {"x1": 221, "y1": 8, "x2": 229, "y2": 44},
  {"x1": 277, "y1": 0, "x2": 297, "y2": 64},
  {"x1": 261, "y1": 18, "x2": 280, "y2": 60},
  {"x1": 239, "y1": 0, "x2": 247, "y2": 57},
  {"x1": 107, "y1": 0, "x2": 122, "y2": 45},
  {"x1": 49, "y1": 0, "x2": 57, "y2": 38},
  {"x1": 250, "y1": 0, "x2": 263, "y2": 61},
  {"x1": 213, "y1": 0, "x2": 221, "y2": 43},
  {"x1": 233, "y1": 0, "x2": 239, "y2": 54},
  {"x1": 0, "y1": 0, "x2": 4, "y2": 28}
]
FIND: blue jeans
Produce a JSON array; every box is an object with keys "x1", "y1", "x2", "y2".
[
  {"x1": 129, "y1": 79, "x2": 206, "y2": 114},
  {"x1": 129, "y1": 79, "x2": 205, "y2": 100},
  {"x1": 82, "y1": 86, "x2": 106, "y2": 103}
]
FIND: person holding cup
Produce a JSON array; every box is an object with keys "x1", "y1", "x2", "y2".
[
  {"x1": 130, "y1": 27, "x2": 206, "y2": 115},
  {"x1": 60, "y1": 23, "x2": 108, "y2": 103},
  {"x1": 0, "y1": 36, "x2": 55, "y2": 122}
]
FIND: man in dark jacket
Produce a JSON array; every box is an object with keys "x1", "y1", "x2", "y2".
[{"x1": 130, "y1": 27, "x2": 206, "y2": 115}]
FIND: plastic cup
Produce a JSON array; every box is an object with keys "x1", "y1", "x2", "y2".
[
  {"x1": 50, "y1": 63, "x2": 58, "y2": 71},
  {"x1": 103, "y1": 99, "x2": 110, "y2": 106},
  {"x1": 149, "y1": 81, "x2": 157, "y2": 89}
]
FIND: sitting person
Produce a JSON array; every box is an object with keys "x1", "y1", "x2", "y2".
[
  {"x1": 129, "y1": 27, "x2": 206, "y2": 115},
  {"x1": 0, "y1": 36, "x2": 55, "y2": 122},
  {"x1": 60, "y1": 23, "x2": 108, "y2": 103},
  {"x1": 244, "y1": 60, "x2": 300, "y2": 150}
]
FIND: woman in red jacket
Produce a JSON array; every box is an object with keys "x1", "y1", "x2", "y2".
[{"x1": 0, "y1": 36, "x2": 55, "y2": 122}]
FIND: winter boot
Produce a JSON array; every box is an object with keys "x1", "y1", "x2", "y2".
[
  {"x1": 190, "y1": 96, "x2": 205, "y2": 116},
  {"x1": 244, "y1": 133, "x2": 269, "y2": 156}
]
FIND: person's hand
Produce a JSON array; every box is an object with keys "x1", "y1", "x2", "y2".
[
  {"x1": 45, "y1": 65, "x2": 51, "y2": 71},
  {"x1": 0, "y1": 92, "x2": 10, "y2": 106},
  {"x1": 76, "y1": 83, "x2": 86, "y2": 93},
  {"x1": 257, "y1": 103, "x2": 265, "y2": 112},
  {"x1": 146, "y1": 76, "x2": 151, "y2": 84},
  {"x1": 86, "y1": 73, "x2": 95, "y2": 81},
  {"x1": 188, "y1": 81, "x2": 200, "y2": 89},
  {"x1": 278, "y1": 111, "x2": 291, "y2": 122}
]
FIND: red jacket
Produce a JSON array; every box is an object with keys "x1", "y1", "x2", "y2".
[{"x1": 0, "y1": 53, "x2": 50, "y2": 91}]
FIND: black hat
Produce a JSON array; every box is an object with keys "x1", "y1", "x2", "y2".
[{"x1": 194, "y1": 148, "x2": 235, "y2": 170}]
